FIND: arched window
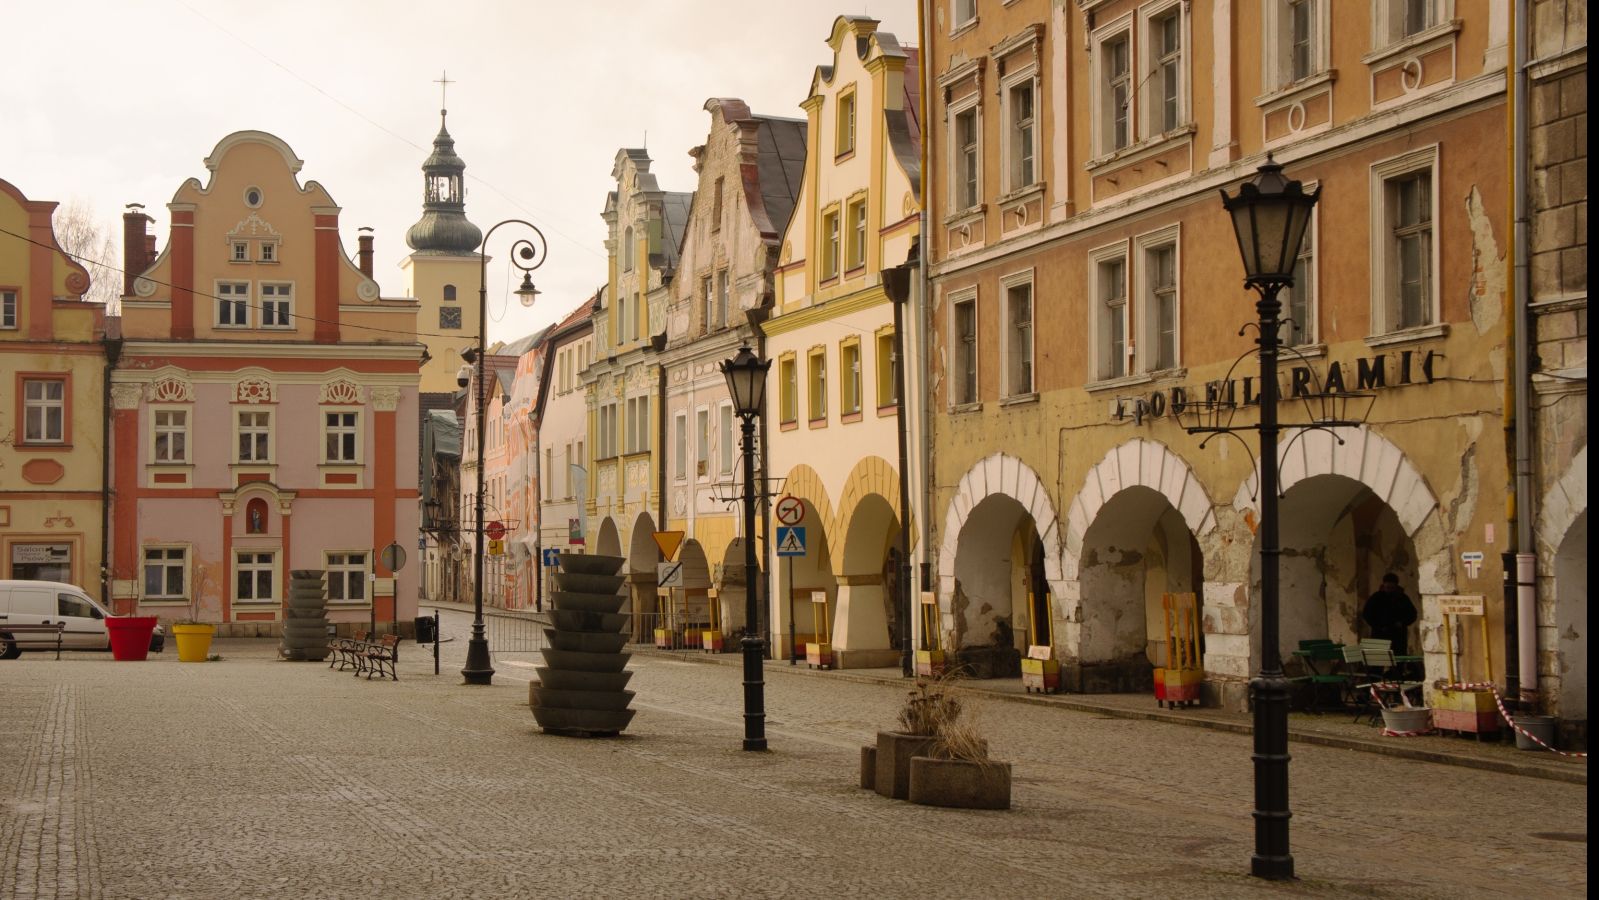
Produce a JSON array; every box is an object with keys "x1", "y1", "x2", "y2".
[
  {"x1": 245, "y1": 498, "x2": 269, "y2": 535},
  {"x1": 622, "y1": 226, "x2": 634, "y2": 272},
  {"x1": 443, "y1": 284, "x2": 457, "y2": 302}
]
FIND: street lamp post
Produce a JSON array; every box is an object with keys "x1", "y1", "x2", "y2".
[
  {"x1": 462, "y1": 220, "x2": 546, "y2": 686},
  {"x1": 721, "y1": 346, "x2": 771, "y2": 751},
  {"x1": 882, "y1": 249, "x2": 918, "y2": 678},
  {"x1": 1217, "y1": 156, "x2": 1320, "y2": 881}
]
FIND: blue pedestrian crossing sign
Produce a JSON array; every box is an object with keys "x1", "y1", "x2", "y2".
[
  {"x1": 542, "y1": 548, "x2": 562, "y2": 568},
  {"x1": 776, "y1": 526, "x2": 807, "y2": 557}
]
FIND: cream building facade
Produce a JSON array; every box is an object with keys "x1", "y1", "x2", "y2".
[
  {"x1": 0, "y1": 178, "x2": 106, "y2": 600},
  {"x1": 586, "y1": 149, "x2": 691, "y2": 629},
  {"x1": 534, "y1": 300, "x2": 594, "y2": 604},
  {"x1": 660, "y1": 97, "x2": 807, "y2": 641},
  {"x1": 923, "y1": 1, "x2": 1524, "y2": 711},
  {"x1": 765, "y1": 15, "x2": 922, "y2": 668}
]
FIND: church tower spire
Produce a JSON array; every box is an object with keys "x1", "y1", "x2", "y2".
[{"x1": 405, "y1": 106, "x2": 483, "y2": 254}]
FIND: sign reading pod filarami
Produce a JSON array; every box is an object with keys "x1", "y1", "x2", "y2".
[{"x1": 1113, "y1": 348, "x2": 1440, "y2": 424}]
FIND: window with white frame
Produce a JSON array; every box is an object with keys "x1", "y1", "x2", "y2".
[
  {"x1": 952, "y1": 105, "x2": 981, "y2": 210},
  {"x1": 0, "y1": 289, "x2": 16, "y2": 328},
  {"x1": 1002, "y1": 275, "x2": 1034, "y2": 396},
  {"x1": 951, "y1": 291, "x2": 978, "y2": 405},
  {"x1": 236, "y1": 552, "x2": 275, "y2": 603},
  {"x1": 217, "y1": 282, "x2": 250, "y2": 327},
  {"x1": 701, "y1": 275, "x2": 714, "y2": 333},
  {"x1": 261, "y1": 283, "x2": 291, "y2": 328},
  {"x1": 1140, "y1": 237, "x2": 1180, "y2": 371},
  {"x1": 808, "y1": 348, "x2": 828, "y2": 421},
  {"x1": 1092, "y1": 247, "x2": 1129, "y2": 381},
  {"x1": 719, "y1": 404, "x2": 734, "y2": 474},
  {"x1": 1098, "y1": 30, "x2": 1132, "y2": 154},
  {"x1": 259, "y1": 241, "x2": 277, "y2": 263},
  {"x1": 598, "y1": 403, "x2": 617, "y2": 458},
  {"x1": 625, "y1": 395, "x2": 649, "y2": 454},
  {"x1": 1005, "y1": 75, "x2": 1038, "y2": 192},
  {"x1": 674, "y1": 413, "x2": 687, "y2": 480},
  {"x1": 837, "y1": 89, "x2": 857, "y2": 156},
  {"x1": 822, "y1": 209, "x2": 841, "y2": 279},
  {"x1": 779, "y1": 356, "x2": 798, "y2": 424},
  {"x1": 876, "y1": 330, "x2": 898, "y2": 407},
  {"x1": 848, "y1": 199, "x2": 867, "y2": 271},
  {"x1": 545, "y1": 448, "x2": 554, "y2": 500},
  {"x1": 841, "y1": 340, "x2": 862, "y2": 415},
  {"x1": 153, "y1": 408, "x2": 189, "y2": 463},
  {"x1": 953, "y1": 0, "x2": 976, "y2": 29},
  {"x1": 1147, "y1": 6, "x2": 1184, "y2": 136},
  {"x1": 142, "y1": 547, "x2": 187, "y2": 599},
  {"x1": 696, "y1": 407, "x2": 710, "y2": 477},
  {"x1": 1286, "y1": 200, "x2": 1318, "y2": 345},
  {"x1": 1371, "y1": 150, "x2": 1437, "y2": 334},
  {"x1": 716, "y1": 270, "x2": 730, "y2": 328},
  {"x1": 1266, "y1": 0, "x2": 1327, "y2": 89},
  {"x1": 1379, "y1": 0, "x2": 1442, "y2": 44},
  {"x1": 22, "y1": 378, "x2": 65, "y2": 444},
  {"x1": 323, "y1": 410, "x2": 359, "y2": 463},
  {"x1": 231, "y1": 242, "x2": 249, "y2": 262},
  {"x1": 237, "y1": 410, "x2": 270, "y2": 462},
  {"x1": 327, "y1": 552, "x2": 367, "y2": 603}
]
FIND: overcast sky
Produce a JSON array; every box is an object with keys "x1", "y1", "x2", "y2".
[{"x1": 0, "y1": 0, "x2": 917, "y2": 344}]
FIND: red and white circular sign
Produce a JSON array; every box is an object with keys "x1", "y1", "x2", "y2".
[
  {"x1": 775, "y1": 495, "x2": 805, "y2": 526},
  {"x1": 485, "y1": 520, "x2": 507, "y2": 541}
]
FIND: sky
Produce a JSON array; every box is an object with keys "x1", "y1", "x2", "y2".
[{"x1": 0, "y1": 0, "x2": 918, "y2": 345}]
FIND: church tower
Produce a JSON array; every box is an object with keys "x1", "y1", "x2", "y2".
[{"x1": 403, "y1": 107, "x2": 483, "y2": 396}]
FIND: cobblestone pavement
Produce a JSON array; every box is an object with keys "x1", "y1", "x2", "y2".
[{"x1": 0, "y1": 609, "x2": 1586, "y2": 900}]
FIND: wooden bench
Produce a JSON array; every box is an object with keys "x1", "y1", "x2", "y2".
[
  {"x1": 0, "y1": 623, "x2": 66, "y2": 660},
  {"x1": 356, "y1": 634, "x2": 400, "y2": 681},
  {"x1": 328, "y1": 630, "x2": 372, "y2": 672}
]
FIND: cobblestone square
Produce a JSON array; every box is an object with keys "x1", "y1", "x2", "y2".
[{"x1": 0, "y1": 615, "x2": 1587, "y2": 899}]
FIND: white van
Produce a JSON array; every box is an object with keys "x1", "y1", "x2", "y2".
[{"x1": 0, "y1": 580, "x2": 164, "y2": 658}]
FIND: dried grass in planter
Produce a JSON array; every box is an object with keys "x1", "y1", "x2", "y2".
[{"x1": 896, "y1": 671, "x2": 964, "y2": 736}]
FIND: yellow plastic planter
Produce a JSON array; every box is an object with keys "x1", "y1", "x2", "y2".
[{"x1": 172, "y1": 623, "x2": 216, "y2": 662}]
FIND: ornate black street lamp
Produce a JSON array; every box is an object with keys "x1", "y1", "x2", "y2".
[
  {"x1": 721, "y1": 345, "x2": 771, "y2": 751},
  {"x1": 1218, "y1": 156, "x2": 1319, "y2": 881},
  {"x1": 462, "y1": 220, "x2": 545, "y2": 686}
]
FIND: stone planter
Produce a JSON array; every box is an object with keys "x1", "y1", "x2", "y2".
[
  {"x1": 908, "y1": 757, "x2": 1012, "y2": 810},
  {"x1": 873, "y1": 731, "x2": 936, "y2": 800},
  {"x1": 531, "y1": 553, "x2": 636, "y2": 737}
]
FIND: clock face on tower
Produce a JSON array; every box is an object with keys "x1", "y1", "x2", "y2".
[{"x1": 439, "y1": 307, "x2": 462, "y2": 329}]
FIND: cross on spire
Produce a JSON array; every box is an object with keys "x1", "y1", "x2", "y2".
[{"x1": 434, "y1": 70, "x2": 454, "y2": 115}]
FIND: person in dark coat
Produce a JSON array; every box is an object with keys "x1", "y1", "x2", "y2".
[{"x1": 1362, "y1": 573, "x2": 1417, "y2": 655}]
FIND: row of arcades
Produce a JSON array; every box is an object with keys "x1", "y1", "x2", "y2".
[{"x1": 584, "y1": 431, "x2": 1586, "y2": 726}]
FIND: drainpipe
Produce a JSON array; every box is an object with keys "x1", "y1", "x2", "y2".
[
  {"x1": 1505, "y1": 0, "x2": 1537, "y2": 703},
  {"x1": 914, "y1": 0, "x2": 934, "y2": 655},
  {"x1": 888, "y1": 249, "x2": 917, "y2": 678},
  {"x1": 100, "y1": 334, "x2": 122, "y2": 608},
  {"x1": 531, "y1": 410, "x2": 543, "y2": 612},
  {"x1": 657, "y1": 362, "x2": 668, "y2": 537}
]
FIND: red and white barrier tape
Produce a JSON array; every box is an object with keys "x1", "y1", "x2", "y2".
[{"x1": 1440, "y1": 682, "x2": 1588, "y2": 758}]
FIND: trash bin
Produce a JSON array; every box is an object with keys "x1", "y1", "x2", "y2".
[
  {"x1": 1514, "y1": 714, "x2": 1558, "y2": 750},
  {"x1": 414, "y1": 615, "x2": 437, "y2": 644}
]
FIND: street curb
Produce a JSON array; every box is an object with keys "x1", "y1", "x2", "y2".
[{"x1": 636, "y1": 647, "x2": 1587, "y2": 786}]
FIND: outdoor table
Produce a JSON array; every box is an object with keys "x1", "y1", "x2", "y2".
[
  {"x1": 1393, "y1": 654, "x2": 1423, "y2": 679},
  {"x1": 1289, "y1": 644, "x2": 1349, "y2": 712}
]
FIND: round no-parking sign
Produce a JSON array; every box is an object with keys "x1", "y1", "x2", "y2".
[{"x1": 775, "y1": 495, "x2": 805, "y2": 526}]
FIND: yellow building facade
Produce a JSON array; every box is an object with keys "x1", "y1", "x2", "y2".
[{"x1": 0, "y1": 178, "x2": 106, "y2": 600}]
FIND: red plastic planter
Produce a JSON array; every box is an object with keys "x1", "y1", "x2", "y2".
[{"x1": 106, "y1": 616, "x2": 159, "y2": 661}]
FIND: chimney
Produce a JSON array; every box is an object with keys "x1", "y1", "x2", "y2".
[
  {"x1": 122, "y1": 204, "x2": 152, "y2": 296},
  {"x1": 357, "y1": 227, "x2": 374, "y2": 278},
  {"x1": 143, "y1": 235, "x2": 157, "y2": 269}
]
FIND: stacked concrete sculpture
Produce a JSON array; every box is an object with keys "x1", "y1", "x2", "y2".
[
  {"x1": 282, "y1": 569, "x2": 330, "y2": 661},
  {"x1": 530, "y1": 553, "x2": 636, "y2": 736}
]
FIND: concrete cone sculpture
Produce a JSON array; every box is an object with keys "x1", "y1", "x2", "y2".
[{"x1": 530, "y1": 553, "x2": 636, "y2": 736}]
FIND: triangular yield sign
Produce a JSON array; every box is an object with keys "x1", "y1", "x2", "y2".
[{"x1": 652, "y1": 530, "x2": 685, "y2": 562}]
